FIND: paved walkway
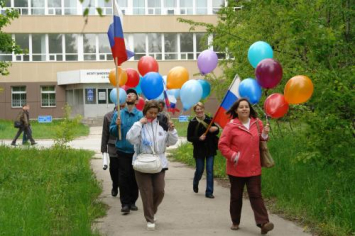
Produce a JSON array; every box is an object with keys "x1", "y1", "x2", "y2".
[{"x1": 1, "y1": 127, "x2": 311, "y2": 236}]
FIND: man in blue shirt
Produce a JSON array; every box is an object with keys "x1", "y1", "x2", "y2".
[{"x1": 110, "y1": 88, "x2": 143, "y2": 214}]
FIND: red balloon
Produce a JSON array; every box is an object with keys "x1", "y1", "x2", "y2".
[
  {"x1": 121, "y1": 85, "x2": 131, "y2": 91},
  {"x1": 125, "y1": 68, "x2": 140, "y2": 87},
  {"x1": 264, "y1": 93, "x2": 289, "y2": 118},
  {"x1": 255, "y1": 58, "x2": 283, "y2": 89},
  {"x1": 138, "y1": 56, "x2": 159, "y2": 76},
  {"x1": 136, "y1": 96, "x2": 145, "y2": 111}
]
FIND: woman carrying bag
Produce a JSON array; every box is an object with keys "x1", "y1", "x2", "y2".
[
  {"x1": 218, "y1": 98, "x2": 274, "y2": 235},
  {"x1": 126, "y1": 100, "x2": 178, "y2": 231}
]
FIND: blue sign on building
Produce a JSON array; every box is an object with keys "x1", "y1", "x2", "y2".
[
  {"x1": 178, "y1": 115, "x2": 189, "y2": 123},
  {"x1": 38, "y1": 115, "x2": 52, "y2": 123},
  {"x1": 87, "y1": 88, "x2": 94, "y2": 102}
]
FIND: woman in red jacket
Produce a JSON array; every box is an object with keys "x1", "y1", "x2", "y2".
[{"x1": 218, "y1": 98, "x2": 274, "y2": 235}]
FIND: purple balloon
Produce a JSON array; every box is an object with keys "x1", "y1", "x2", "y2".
[
  {"x1": 255, "y1": 58, "x2": 283, "y2": 89},
  {"x1": 197, "y1": 50, "x2": 218, "y2": 75}
]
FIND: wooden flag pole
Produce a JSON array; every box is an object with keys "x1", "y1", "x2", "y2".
[{"x1": 115, "y1": 58, "x2": 122, "y2": 140}]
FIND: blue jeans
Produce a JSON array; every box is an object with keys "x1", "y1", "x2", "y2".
[{"x1": 193, "y1": 156, "x2": 214, "y2": 195}]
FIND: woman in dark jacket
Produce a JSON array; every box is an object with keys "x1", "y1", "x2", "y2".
[{"x1": 187, "y1": 102, "x2": 219, "y2": 198}]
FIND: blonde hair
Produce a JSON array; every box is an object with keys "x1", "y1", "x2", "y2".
[{"x1": 193, "y1": 102, "x2": 204, "y2": 111}]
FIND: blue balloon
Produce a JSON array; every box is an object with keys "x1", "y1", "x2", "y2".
[
  {"x1": 141, "y1": 72, "x2": 164, "y2": 100},
  {"x1": 167, "y1": 89, "x2": 180, "y2": 99},
  {"x1": 197, "y1": 79, "x2": 211, "y2": 99},
  {"x1": 156, "y1": 92, "x2": 165, "y2": 100},
  {"x1": 248, "y1": 41, "x2": 273, "y2": 68},
  {"x1": 180, "y1": 80, "x2": 203, "y2": 110},
  {"x1": 238, "y1": 78, "x2": 262, "y2": 104},
  {"x1": 110, "y1": 88, "x2": 127, "y2": 105}
]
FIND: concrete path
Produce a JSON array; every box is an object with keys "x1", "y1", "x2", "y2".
[{"x1": 1, "y1": 127, "x2": 311, "y2": 236}]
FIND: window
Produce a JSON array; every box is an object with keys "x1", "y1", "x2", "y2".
[
  {"x1": 32, "y1": 34, "x2": 46, "y2": 61},
  {"x1": 11, "y1": 86, "x2": 26, "y2": 108},
  {"x1": 98, "y1": 34, "x2": 112, "y2": 60},
  {"x1": 98, "y1": 89, "x2": 107, "y2": 104},
  {"x1": 83, "y1": 34, "x2": 96, "y2": 61},
  {"x1": 81, "y1": 0, "x2": 96, "y2": 15},
  {"x1": 148, "y1": 33, "x2": 162, "y2": 60},
  {"x1": 48, "y1": 34, "x2": 63, "y2": 61},
  {"x1": 180, "y1": 33, "x2": 193, "y2": 59},
  {"x1": 196, "y1": 33, "x2": 208, "y2": 56},
  {"x1": 133, "y1": 33, "x2": 146, "y2": 60},
  {"x1": 64, "y1": 0, "x2": 77, "y2": 15},
  {"x1": 164, "y1": 33, "x2": 178, "y2": 60},
  {"x1": 196, "y1": 0, "x2": 207, "y2": 14},
  {"x1": 14, "y1": 34, "x2": 30, "y2": 61},
  {"x1": 108, "y1": 88, "x2": 114, "y2": 104},
  {"x1": 31, "y1": 0, "x2": 45, "y2": 15},
  {"x1": 133, "y1": 0, "x2": 145, "y2": 15},
  {"x1": 212, "y1": 0, "x2": 225, "y2": 14},
  {"x1": 41, "y1": 86, "x2": 56, "y2": 107},
  {"x1": 180, "y1": 0, "x2": 193, "y2": 14},
  {"x1": 48, "y1": 0, "x2": 62, "y2": 15},
  {"x1": 85, "y1": 88, "x2": 96, "y2": 104},
  {"x1": 65, "y1": 34, "x2": 78, "y2": 61},
  {"x1": 148, "y1": 0, "x2": 161, "y2": 15},
  {"x1": 14, "y1": 0, "x2": 29, "y2": 15}
]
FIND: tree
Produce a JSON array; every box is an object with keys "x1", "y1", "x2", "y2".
[
  {"x1": 178, "y1": 0, "x2": 355, "y2": 169},
  {"x1": 0, "y1": 0, "x2": 22, "y2": 76}
]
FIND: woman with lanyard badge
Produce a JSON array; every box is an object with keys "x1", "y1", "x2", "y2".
[{"x1": 126, "y1": 100, "x2": 178, "y2": 230}]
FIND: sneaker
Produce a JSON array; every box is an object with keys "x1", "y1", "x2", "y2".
[
  {"x1": 205, "y1": 194, "x2": 215, "y2": 199},
  {"x1": 121, "y1": 205, "x2": 130, "y2": 214},
  {"x1": 111, "y1": 188, "x2": 118, "y2": 197},
  {"x1": 230, "y1": 224, "x2": 239, "y2": 230},
  {"x1": 130, "y1": 204, "x2": 138, "y2": 211},
  {"x1": 261, "y1": 222, "x2": 274, "y2": 234},
  {"x1": 147, "y1": 222, "x2": 155, "y2": 230}
]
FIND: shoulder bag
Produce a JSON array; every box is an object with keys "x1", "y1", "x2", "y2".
[
  {"x1": 133, "y1": 122, "x2": 162, "y2": 174},
  {"x1": 256, "y1": 120, "x2": 275, "y2": 168}
]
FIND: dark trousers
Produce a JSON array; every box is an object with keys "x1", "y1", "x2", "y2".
[
  {"x1": 12, "y1": 126, "x2": 35, "y2": 144},
  {"x1": 135, "y1": 170, "x2": 165, "y2": 223},
  {"x1": 117, "y1": 151, "x2": 139, "y2": 207},
  {"x1": 228, "y1": 175, "x2": 269, "y2": 226},
  {"x1": 109, "y1": 156, "x2": 120, "y2": 190},
  {"x1": 193, "y1": 156, "x2": 214, "y2": 195}
]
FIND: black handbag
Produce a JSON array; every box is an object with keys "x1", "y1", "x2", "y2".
[{"x1": 14, "y1": 121, "x2": 22, "y2": 128}]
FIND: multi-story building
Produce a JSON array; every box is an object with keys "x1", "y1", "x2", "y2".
[{"x1": 0, "y1": 0, "x2": 226, "y2": 120}]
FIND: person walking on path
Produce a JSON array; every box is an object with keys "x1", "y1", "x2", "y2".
[
  {"x1": 218, "y1": 98, "x2": 274, "y2": 234},
  {"x1": 126, "y1": 100, "x2": 178, "y2": 230},
  {"x1": 101, "y1": 107, "x2": 120, "y2": 197},
  {"x1": 187, "y1": 102, "x2": 219, "y2": 199},
  {"x1": 110, "y1": 88, "x2": 143, "y2": 215},
  {"x1": 11, "y1": 104, "x2": 37, "y2": 146}
]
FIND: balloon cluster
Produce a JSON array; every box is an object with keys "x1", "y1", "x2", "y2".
[
  {"x1": 239, "y1": 41, "x2": 314, "y2": 119},
  {"x1": 108, "y1": 49, "x2": 219, "y2": 112}
]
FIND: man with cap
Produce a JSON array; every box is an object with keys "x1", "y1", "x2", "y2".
[{"x1": 110, "y1": 88, "x2": 143, "y2": 214}]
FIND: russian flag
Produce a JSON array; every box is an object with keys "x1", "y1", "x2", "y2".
[
  {"x1": 107, "y1": 1, "x2": 134, "y2": 66},
  {"x1": 213, "y1": 75, "x2": 241, "y2": 128}
]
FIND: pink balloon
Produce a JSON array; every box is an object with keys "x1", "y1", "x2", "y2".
[
  {"x1": 264, "y1": 93, "x2": 289, "y2": 118},
  {"x1": 255, "y1": 59, "x2": 283, "y2": 89}
]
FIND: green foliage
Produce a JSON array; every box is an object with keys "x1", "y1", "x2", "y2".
[
  {"x1": 178, "y1": 0, "x2": 355, "y2": 170},
  {"x1": 0, "y1": 0, "x2": 23, "y2": 76},
  {"x1": 54, "y1": 104, "x2": 83, "y2": 148},
  {"x1": 0, "y1": 145, "x2": 105, "y2": 235}
]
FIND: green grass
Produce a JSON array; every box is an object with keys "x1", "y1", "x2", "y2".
[
  {"x1": 172, "y1": 120, "x2": 189, "y2": 137},
  {"x1": 0, "y1": 146, "x2": 105, "y2": 236},
  {"x1": 170, "y1": 121, "x2": 355, "y2": 236},
  {"x1": 0, "y1": 120, "x2": 89, "y2": 139}
]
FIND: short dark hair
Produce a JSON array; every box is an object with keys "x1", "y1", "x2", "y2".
[
  {"x1": 226, "y1": 98, "x2": 258, "y2": 119},
  {"x1": 143, "y1": 100, "x2": 160, "y2": 115},
  {"x1": 157, "y1": 100, "x2": 165, "y2": 112}
]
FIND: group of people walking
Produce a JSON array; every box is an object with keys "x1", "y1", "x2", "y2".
[{"x1": 101, "y1": 88, "x2": 274, "y2": 234}]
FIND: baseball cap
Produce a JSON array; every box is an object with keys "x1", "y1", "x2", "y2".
[{"x1": 126, "y1": 88, "x2": 138, "y2": 97}]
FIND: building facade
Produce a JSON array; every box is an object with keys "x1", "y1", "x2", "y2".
[{"x1": 0, "y1": 0, "x2": 226, "y2": 120}]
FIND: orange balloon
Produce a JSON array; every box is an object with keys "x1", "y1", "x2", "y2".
[
  {"x1": 109, "y1": 68, "x2": 127, "y2": 87},
  {"x1": 284, "y1": 75, "x2": 314, "y2": 104},
  {"x1": 166, "y1": 66, "x2": 189, "y2": 89}
]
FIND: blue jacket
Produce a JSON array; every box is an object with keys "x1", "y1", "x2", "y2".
[{"x1": 109, "y1": 107, "x2": 143, "y2": 154}]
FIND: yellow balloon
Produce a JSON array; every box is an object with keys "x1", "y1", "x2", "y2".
[
  {"x1": 109, "y1": 68, "x2": 127, "y2": 87},
  {"x1": 284, "y1": 75, "x2": 314, "y2": 104},
  {"x1": 167, "y1": 66, "x2": 189, "y2": 89}
]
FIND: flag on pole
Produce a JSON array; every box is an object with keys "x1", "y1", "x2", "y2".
[
  {"x1": 213, "y1": 75, "x2": 241, "y2": 128},
  {"x1": 107, "y1": 1, "x2": 134, "y2": 66}
]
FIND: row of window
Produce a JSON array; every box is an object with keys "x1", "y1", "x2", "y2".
[
  {"x1": 1, "y1": 0, "x2": 226, "y2": 16},
  {"x1": 0, "y1": 32, "x2": 229, "y2": 62},
  {"x1": 11, "y1": 86, "x2": 117, "y2": 108},
  {"x1": 12, "y1": 86, "x2": 56, "y2": 108}
]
